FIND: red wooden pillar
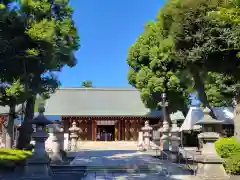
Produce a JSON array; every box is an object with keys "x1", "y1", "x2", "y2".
[
  {"x1": 117, "y1": 119, "x2": 121, "y2": 141},
  {"x1": 92, "y1": 120, "x2": 96, "y2": 141},
  {"x1": 125, "y1": 119, "x2": 129, "y2": 140}
]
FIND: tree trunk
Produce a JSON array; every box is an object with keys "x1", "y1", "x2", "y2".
[
  {"x1": 5, "y1": 104, "x2": 15, "y2": 148},
  {"x1": 191, "y1": 70, "x2": 217, "y2": 119},
  {"x1": 17, "y1": 96, "x2": 35, "y2": 149}
]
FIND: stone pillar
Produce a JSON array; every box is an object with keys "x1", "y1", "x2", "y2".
[
  {"x1": 195, "y1": 107, "x2": 229, "y2": 179},
  {"x1": 141, "y1": 121, "x2": 152, "y2": 150},
  {"x1": 69, "y1": 121, "x2": 80, "y2": 151},
  {"x1": 158, "y1": 93, "x2": 170, "y2": 151},
  {"x1": 169, "y1": 120, "x2": 180, "y2": 162},
  {"x1": 23, "y1": 104, "x2": 52, "y2": 179},
  {"x1": 51, "y1": 122, "x2": 64, "y2": 163},
  {"x1": 160, "y1": 120, "x2": 169, "y2": 151}
]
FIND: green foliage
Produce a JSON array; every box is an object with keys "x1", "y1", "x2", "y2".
[
  {"x1": 215, "y1": 137, "x2": 240, "y2": 174},
  {"x1": 127, "y1": 0, "x2": 240, "y2": 111},
  {"x1": 0, "y1": 148, "x2": 32, "y2": 161},
  {"x1": 215, "y1": 137, "x2": 240, "y2": 159},
  {"x1": 225, "y1": 153, "x2": 240, "y2": 175},
  {"x1": 127, "y1": 21, "x2": 190, "y2": 114},
  {"x1": 0, "y1": 79, "x2": 25, "y2": 106},
  {"x1": 0, "y1": 0, "x2": 80, "y2": 149},
  {"x1": 81, "y1": 80, "x2": 93, "y2": 88},
  {"x1": 0, "y1": 148, "x2": 32, "y2": 168}
]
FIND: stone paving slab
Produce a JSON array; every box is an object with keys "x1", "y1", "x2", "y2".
[
  {"x1": 70, "y1": 150, "x2": 192, "y2": 180},
  {"x1": 83, "y1": 173, "x2": 194, "y2": 180},
  {"x1": 70, "y1": 150, "x2": 160, "y2": 166}
]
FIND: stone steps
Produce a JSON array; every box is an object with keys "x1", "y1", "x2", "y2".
[
  {"x1": 50, "y1": 165, "x2": 87, "y2": 175},
  {"x1": 50, "y1": 164, "x2": 169, "y2": 175},
  {"x1": 85, "y1": 164, "x2": 169, "y2": 174}
]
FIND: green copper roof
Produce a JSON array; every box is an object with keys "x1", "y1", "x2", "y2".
[{"x1": 43, "y1": 88, "x2": 161, "y2": 116}]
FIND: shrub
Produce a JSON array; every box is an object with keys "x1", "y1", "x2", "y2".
[
  {"x1": 0, "y1": 148, "x2": 32, "y2": 169},
  {"x1": 215, "y1": 137, "x2": 240, "y2": 159},
  {"x1": 225, "y1": 153, "x2": 240, "y2": 175}
]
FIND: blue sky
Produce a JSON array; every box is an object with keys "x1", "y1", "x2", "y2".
[{"x1": 58, "y1": 0, "x2": 165, "y2": 87}]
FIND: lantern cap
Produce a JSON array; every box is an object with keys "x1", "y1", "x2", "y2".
[{"x1": 31, "y1": 102, "x2": 52, "y2": 125}]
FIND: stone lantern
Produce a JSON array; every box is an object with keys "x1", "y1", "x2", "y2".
[
  {"x1": 51, "y1": 122, "x2": 64, "y2": 163},
  {"x1": 158, "y1": 93, "x2": 170, "y2": 151},
  {"x1": 23, "y1": 103, "x2": 53, "y2": 178},
  {"x1": 141, "y1": 121, "x2": 152, "y2": 150},
  {"x1": 195, "y1": 107, "x2": 229, "y2": 179},
  {"x1": 69, "y1": 121, "x2": 80, "y2": 151},
  {"x1": 169, "y1": 119, "x2": 180, "y2": 162}
]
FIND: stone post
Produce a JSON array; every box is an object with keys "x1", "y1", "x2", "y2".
[
  {"x1": 169, "y1": 119, "x2": 180, "y2": 162},
  {"x1": 195, "y1": 107, "x2": 229, "y2": 179},
  {"x1": 69, "y1": 121, "x2": 80, "y2": 151},
  {"x1": 158, "y1": 93, "x2": 169, "y2": 151},
  {"x1": 23, "y1": 103, "x2": 52, "y2": 179},
  {"x1": 51, "y1": 122, "x2": 64, "y2": 163},
  {"x1": 141, "y1": 121, "x2": 152, "y2": 150},
  {"x1": 160, "y1": 121, "x2": 170, "y2": 151}
]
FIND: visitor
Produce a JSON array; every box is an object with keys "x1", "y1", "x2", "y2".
[{"x1": 97, "y1": 133, "x2": 100, "y2": 140}]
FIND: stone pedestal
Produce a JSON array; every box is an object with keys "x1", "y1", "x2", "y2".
[
  {"x1": 160, "y1": 120, "x2": 169, "y2": 151},
  {"x1": 169, "y1": 120, "x2": 180, "y2": 162},
  {"x1": 69, "y1": 121, "x2": 80, "y2": 151},
  {"x1": 141, "y1": 121, "x2": 152, "y2": 150},
  {"x1": 23, "y1": 105, "x2": 52, "y2": 179},
  {"x1": 196, "y1": 132, "x2": 229, "y2": 179},
  {"x1": 137, "y1": 131, "x2": 144, "y2": 151},
  {"x1": 195, "y1": 107, "x2": 229, "y2": 180},
  {"x1": 51, "y1": 123, "x2": 64, "y2": 163}
]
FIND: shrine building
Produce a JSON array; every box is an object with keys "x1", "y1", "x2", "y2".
[{"x1": 42, "y1": 88, "x2": 162, "y2": 141}]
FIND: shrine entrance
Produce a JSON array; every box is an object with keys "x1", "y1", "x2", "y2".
[
  {"x1": 97, "y1": 125, "x2": 115, "y2": 141},
  {"x1": 96, "y1": 120, "x2": 115, "y2": 141}
]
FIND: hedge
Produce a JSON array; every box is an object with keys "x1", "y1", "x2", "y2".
[
  {"x1": 0, "y1": 148, "x2": 32, "y2": 169},
  {"x1": 215, "y1": 137, "x2": 240, "y2": 175}
]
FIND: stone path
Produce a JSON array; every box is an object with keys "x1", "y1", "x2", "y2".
[
  {"x1": 77, "y1": 141, "x2": 138, "y2": 150},
  {"x1": 70, "y1": 150, "x2": 192, "y2": 180}
]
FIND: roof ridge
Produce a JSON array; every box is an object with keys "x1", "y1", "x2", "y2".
[{"x1": 57, "y1": 87, "x2": 139, "y2": 91}]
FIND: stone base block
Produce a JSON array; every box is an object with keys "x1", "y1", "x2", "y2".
[
  {"x1": 49, "y1": 152, "x2": 63, "y2": 164},
  {"x1": 23, "y1": 164, "x2": 52, "y2": 179},
  {"x1": 169, "y1": 151, "x2": 179, "y2": 163},
  {"x1": 196, "y1": 163, "x2": 229, "y2": 179}
]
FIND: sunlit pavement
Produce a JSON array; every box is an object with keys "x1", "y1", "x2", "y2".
[{"x1": 69, "y1": 149, "x2": 192, "y2": 180}]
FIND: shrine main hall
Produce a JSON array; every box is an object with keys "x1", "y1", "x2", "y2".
[{"x1": 43, "y1": 88, "x2": 161, "y2": 141}]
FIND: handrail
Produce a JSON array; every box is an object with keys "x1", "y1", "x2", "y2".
[
  {"x1": 153, "y1": 146, "x2": 169, "y2": 161},
  {"x1": 177, "y1": 146, "x2": 198, "y2": 175},
  {"x1": 160, "y1": 149, "x2": 169, "y2": 161}
]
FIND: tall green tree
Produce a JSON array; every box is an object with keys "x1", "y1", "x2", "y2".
[
  {"x1": 0, "y1": 0, "x2": 29, "y2": 148},
  {"x1": 17, "y1": 0, "x2": 80, "y2": 149},
  {"x1": 127, "y1": 21, "x2": 190, "y2": 117},
  {"x1": 166, "y1": 0, "x2": 240, "y2": 108},
  {"x1": 0, "y1": 0, "x2": 80, "y2": 149},
  {"x1": 127, "y1": 0, "x2": 240, "y2": 118}
]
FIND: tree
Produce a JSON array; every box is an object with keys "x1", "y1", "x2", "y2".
[
  {"x1": 0, "y1": 0, "x2": 80, "y2": 149},
  {"x1": 127, "y1": 0, "x2": 240, "y2": 118},
  {"x1": 81, "y1": 80, "x2": 93, "y2": 88},
  {"x1": 0, "y1": 0, "x2": 29, "y2": 148},
  {"x1": 0, "y1": 80, "x2": 25, "y2": 148},
  {"x1": 164, "y1": 0, "x2": 240, "y2": 108},
  {"x1": 17, "y1": 0, "x2": 80, "y2": 149},
  {"x1": 127, "y1": 21, "x2": 190, "y2": 117}
]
